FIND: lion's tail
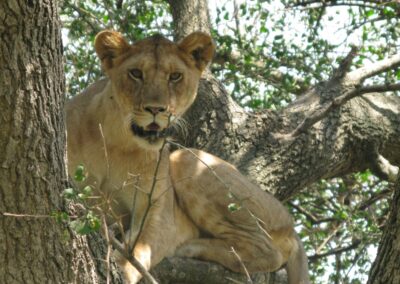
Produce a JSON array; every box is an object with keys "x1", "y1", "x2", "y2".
[{"x1": 286, "y1": 233, "x2": 310, "y2": 284}]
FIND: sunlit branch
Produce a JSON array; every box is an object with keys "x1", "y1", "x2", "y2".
[{"x1": 348, "y1": 53, "x2": 400, "y2": 83}]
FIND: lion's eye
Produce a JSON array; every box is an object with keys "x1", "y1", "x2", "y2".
[
  {"x1": 169, "y1": 72, "x2": 182, "y2": 82},
  {"x1": 129, "y1": 69, "x2": 143, "y2": 80}
]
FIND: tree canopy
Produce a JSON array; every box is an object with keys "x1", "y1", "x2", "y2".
[{"x1": 60, "y1": 1, "x2": 400, "y2": 283}]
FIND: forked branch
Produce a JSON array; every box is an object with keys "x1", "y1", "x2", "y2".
[{"x1": 280, "y1": 49, "x2": 400, "y2": 140}]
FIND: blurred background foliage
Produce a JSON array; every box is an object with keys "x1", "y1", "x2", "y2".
[{"x1": 61, "y1": 0, "x2": 399, "y2": 282}]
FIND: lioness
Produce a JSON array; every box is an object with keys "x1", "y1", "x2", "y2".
[{"x1": 66, "y1": 30, "x2": 310, "y2": 284}]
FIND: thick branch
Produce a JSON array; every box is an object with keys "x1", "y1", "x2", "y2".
[
  {"x1": 277, "y1": 56, "x2": 400, "y2": 140},
  {"x1": 143, "y1": 257, "x2": 288, "y2": 284},
  {"x1": 347, "y1": 53, "x2": 400, "y2": 82},
  {"x1": 357, "y1": 83, "x2": 400, "y2": 95}
]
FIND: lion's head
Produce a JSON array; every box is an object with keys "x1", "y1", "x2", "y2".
[{"x1": 94, "y1": 30, "x2": 214, "y2": 149}]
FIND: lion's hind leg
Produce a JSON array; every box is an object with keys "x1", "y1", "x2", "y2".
[{"x1": 175, "y1": 237, "x2": 284, "y2": 273}]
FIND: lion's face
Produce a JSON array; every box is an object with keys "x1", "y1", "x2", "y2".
[{"x1": 94, "y1": 31, "x2": 214, "y2": 149}]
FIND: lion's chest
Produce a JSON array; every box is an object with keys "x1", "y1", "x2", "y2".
[{"x1": 82, "y1": 148, "x2": 172, "y2": 228}]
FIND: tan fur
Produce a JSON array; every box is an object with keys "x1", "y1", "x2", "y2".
[{"x1": 66, "y1": 30, "x2": 309, "y2": 284}]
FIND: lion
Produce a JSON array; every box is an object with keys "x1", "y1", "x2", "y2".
[{"x1": 66, "y1": 30, "x2": 310, "y2": 284}]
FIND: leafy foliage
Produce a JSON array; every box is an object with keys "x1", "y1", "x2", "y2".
[
  {"x1": 61, "y1": 164, "x2": 101, "y2": 235},
  {"x1": 290, "y1": 171, "x2": 391, "y2": 283},
  {"x1": 61, "y1": 0, "x2": 399, "y2": 282}
]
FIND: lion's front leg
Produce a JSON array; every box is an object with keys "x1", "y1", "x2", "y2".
[
  {"x1": 114, "y1": 244, "x2": 150, "y2": 284},
  {"x1": 114, "y1": 192, "x2": 198, "y2": 284},
  {"x1": 113, "y1": 205, "x2": 172, "y2": 283}
]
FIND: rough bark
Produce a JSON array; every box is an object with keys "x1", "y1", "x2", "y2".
[
  {"x1": 367, "y1": 176, "x2": 400, "y2": 284},
  {"x1": 0, "y1": 1, "x2": 121, "y2": 283},
  {"x1": 167, "y1": 0, "x2": 212, "y2": 41}
]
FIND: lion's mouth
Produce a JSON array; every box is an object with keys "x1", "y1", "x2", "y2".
[{"x1": 131, "y1": 122, "x2": 172, "y2": 142}]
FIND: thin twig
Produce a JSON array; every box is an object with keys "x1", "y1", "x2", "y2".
[
  {"x1": 309, "y1": 240, "x2": 362, "y2": 263},
  {"x1": 2, "y1": 212, "x2": 51, "y2": 218},
  {"x1": 99, "y1": 124, "x2": 110, "y2": 178},
  {"x1": 2, "y1": 212, "x2": 79, "y2": 219},
  {"x1": 102, "y1": 214, "x2": 112, "y2": 284},
  {"x1": 316, "y1": 224, "x2": 341, "y2": 254},
  {"x1": 109, "y1": 232, "x2": 159, "y2": 284},
  {"x1": 288, "y1": 201, "x2": 336, "y2": 224},
  {"x1": 230, "y1": 246, "x2": 253, "y2": 284},
  {"x1": 128, "y1": 179, "x2": 140, "y2": 252},
  {"x1": 131, "y1": 140, "x2": 168, "y2": 250}
]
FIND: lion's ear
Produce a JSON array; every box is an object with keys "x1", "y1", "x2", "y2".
[
  {"x1": 94, "y1": 30, "x2": 130, "y2": 71},
  {"x1": 178, "y1": 32, "x2": 215, "y2": 72}
]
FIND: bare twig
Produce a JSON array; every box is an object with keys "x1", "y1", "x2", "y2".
[
  {"x1": 101, "y1": 214, "x2": 112, "y2": 284},
  {"x1": 131, "y1": 140, "x2": 168, "y2": 250},
  {"x1": 358, "y1": 189, "x2": 392, "y2": 211},
  {"x1": 2, "y1": 212, "x2": 52, "y2": 218},
  {"x1": 288, "y1": 201, "x2": 336, "y2": 224},
  {"x1": 64, "y1": 3, "x2": 103, "y2": 32},
  {"x1": 315, "y1": 224, "x2": 341, "y2": 254},
  {"x1": 309, "y1": 240, "x2": 362, "y2": 263},
  {"x1": 108, "y1": 232, "x2": 159, "y2": 284},
  {"x1": 230, "y1": 246, "x2": 253, "y2": 284},
  {"x1": 99, "y1": 124, "x2": 110, "y2": 178}
]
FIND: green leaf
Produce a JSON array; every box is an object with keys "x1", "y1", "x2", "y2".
[
  {"x1": 70, "y1": 219, "x2": 90, "y2": 234},
  {"x1": 51, "y1": 211, "x2": 70, "y2": 223},
  {"x1": 260, "y1": 26, "x2": 268, "y2": 33},
  {"x1": 82, "y1": 185, "x2": 92, "y2": 196},
  {"x1": 365, "y1": 10, "x2": 374, "y2": 18},
  {"x1": 62, "y1": 188, "x2": 76, "y2": 199},
  {"x1": 228, "y1": 203, "x2": 241, "y2": 212},
  {"x1": 74, "y1": 164, "x2": 86, "y2": 182}
]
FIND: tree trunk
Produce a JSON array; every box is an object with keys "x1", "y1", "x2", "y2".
[
  {"x1": 0, "y1": 1, "x2": 121, "y2": 283},
  {"x1": 167, "y1": 0, "x2": 211, "y2": 41},
  {"x1": 367, "y1": 176, "x2": 400, "y2": 284}
]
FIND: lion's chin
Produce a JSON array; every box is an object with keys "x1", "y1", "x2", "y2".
[{"x1": 130, "y1": 122, "x2": 171, "y2": 149}]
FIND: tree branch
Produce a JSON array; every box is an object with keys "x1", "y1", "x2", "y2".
[
  {"x1": 332, "y1": 46, "x2": 359, "y2": 80},
  {"x1": 347, "y1": 53, "x2": 400, "y2": 83},
  {"x1": 288, "y1": 202, "x2": 336, "y2": 225},
  {"x1": 144, "y1": 257, "x2": 287, "y2": 284},
  {"x1": 277, "y1": 54, "x2": 400, "y2": 140},
  {"x1": 309, "y1": 240, "x2": 362, "y2": 263},
  {"x1": 356, "y1": 83, "x2": 400, "y2": 95}
]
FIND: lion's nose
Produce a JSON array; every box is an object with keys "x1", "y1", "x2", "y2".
[{"x1": 144, "y1": 106, "x2": 167, "y2": 115}]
